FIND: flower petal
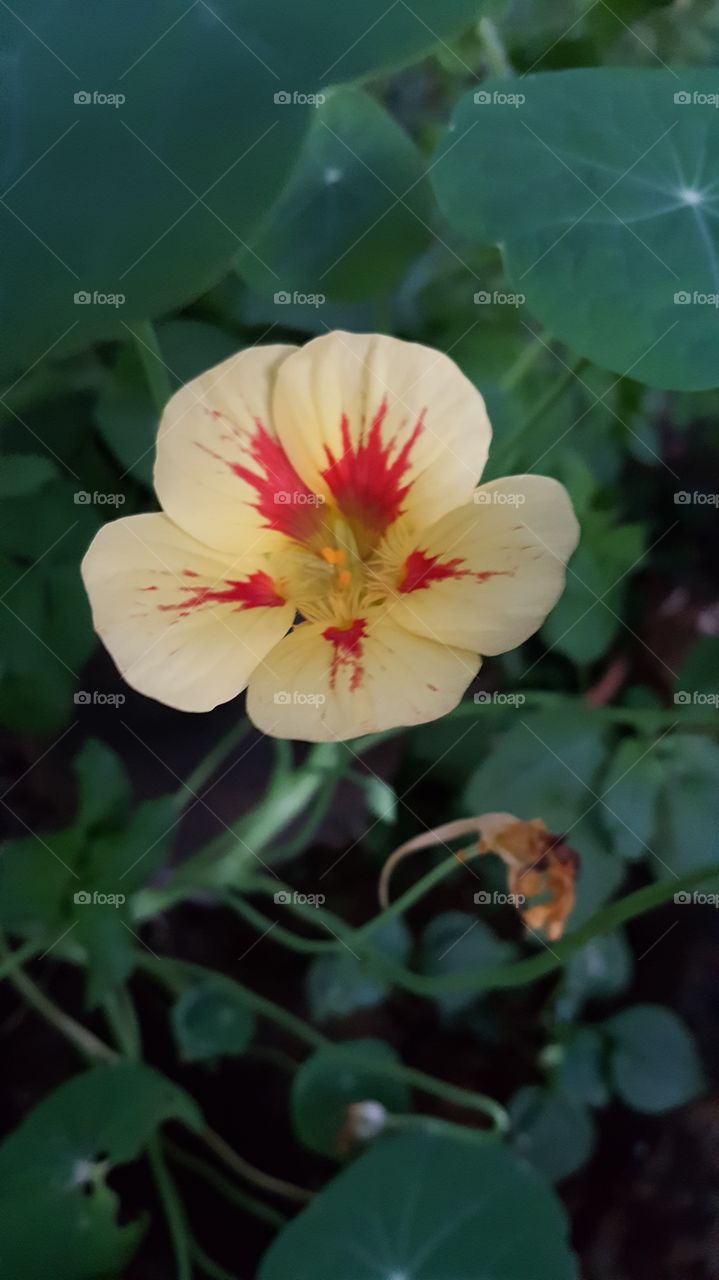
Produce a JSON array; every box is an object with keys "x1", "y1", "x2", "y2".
[
  {"x1": 246, "y1": 612, "x2": 480, "y2": 742},
  {"x1": 154, "y1": 343, "x2": 326, "y2": 554},
  {"x1": 271, "y1": 332, "x2": 491, "y2": 545},
  {"x1": 81, "y1": 514, "x2": 294, "y2": 712},
  {"x1": 384, "y1": 475, "x2": 579, "y2": 655}
]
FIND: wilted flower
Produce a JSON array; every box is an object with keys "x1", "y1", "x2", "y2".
[{"x1": 82, "y1": 333, "x2": 578, "y2": 741}]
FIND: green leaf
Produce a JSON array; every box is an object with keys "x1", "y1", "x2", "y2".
[
  {"x1": 548, "y1": 1027, "x2": 610, "y2": 1108},
  {"x1": 510, "y1": 1085, "x2": 595, "y2": 1183},
  {"x1": 433, "y1": 68, "x2": 719, "y2": 390},
  {"x1": 305, "y1": 918, "x2": 410, "y2": 1022},
  {"x1": 72, "y1": 902, "x2": 137, "y2": 1007},
  {"x1": 0, "y1": 0, "x2": 479, "y2": 379},
  {"x1": 73, "y1": 739, "x2": 132, "y2": 835},
  {"x1": 0, "y1": 830, "x2": 77, "y2": 931},
  {"x1": 95, "y1": 319, "x2": 239, "y2": 486},
  {"x1": 259, "y1": 1132, "x2": 578, "y2": 1279},
  {"x1": 291, "y1": 1039, "x2": 410, "y2": 1159},
  {"x1": 540, "y1": 513, "x2": 646, "y2": 665},
  {"x1": 674, "y1": 637, "x2": 719, "y2": 703},
  {"x1": 605, "y1": 1004, "x2": 705, "y2": 1112},
  {"x1": 418, "y1": 910, "x2": 518, "y2": 1017},
  {"x1": 659, "y1": 733, "x2": 719, "y2": 876},
  {"x1": 0, "y1": 1063, "x2": 201, "y2": 1279},
  {"x1": 171, "y1": 980, "x2": 256, "y2": 1062},
  {"x1": 463, "y1": 707, "x2": 609, "y2": 831},
  {"x1": 0, "y1": 455, "x2": 58, "y2": 498},
  {"x1": 86, "y1": 795, "x2": 177, "y2": 894},
  {"x1": 599, "y1": 735, "x2": 663, "y2": 861},
  {"x1": 239, "y1": 87, "x2": 431, "y2": 302},
  {"x1": 556, "y1": 930, "x2": 633, "y2": 1020}
]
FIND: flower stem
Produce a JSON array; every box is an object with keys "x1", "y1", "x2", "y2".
[
  {"x1": 128, "y1": 319, "x2": 173, "y2": 414},
  {"x1": 147, "y1": 1138, "x2": 194, "y2": 1280},
  {"x1": 164, "y1": 1139, "x2": 285, "y2": 1228}
]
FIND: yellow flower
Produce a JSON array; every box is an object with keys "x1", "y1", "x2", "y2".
[{"x1": 81, "y1": 332, "x2": 579, "y2": 741}]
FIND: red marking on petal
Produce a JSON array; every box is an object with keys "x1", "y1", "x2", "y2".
[
  {"x1": 322, "y1": 617, "x2": 366, "y2": 691},
  {"x1": 196, "y1": 417, "x2": 322, "y2": 543},
  {"x1": 158, "y1": 569, "x2": 286, "y2": 616},
  {"x1": 399, "y1": 548, "x2": 515, "y2": 594},
  {"x1": 321, "y1": 399, "x2": 424, "y2": 537}
]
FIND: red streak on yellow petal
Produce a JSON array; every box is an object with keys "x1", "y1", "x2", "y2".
[
  {"x1": 157, "y1": 569, "x2": 286, "y2": 617},
  {"x1": 322, "y1": 617, "x2": 366, "y2": 691},
  {"x1": 321, "y1": 399, "x2": 424, "y2": 536}
]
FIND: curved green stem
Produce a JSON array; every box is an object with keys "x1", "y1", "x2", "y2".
[
  {"x1": 148, "y1": 1138, "x2": 193, "y2": 1280},
  {"x1": 177, "y1": 719, "x2": 252, "y2": 810},
  {"x1": 0, "y1": 935, "x2": 117, "y2": 1063},
  {"x1": 191, "y1": 1241, "x2": 242, "y2": 1280},
  {"x1": 0, "y1": 936, "x2": 40, "y2": 980},
  {"x1": 226, "y1": 892, "x2": 339, "y2": 955},
  {"x1": 165, "y1": 1139, "x2": 285, "y2": 1228}
]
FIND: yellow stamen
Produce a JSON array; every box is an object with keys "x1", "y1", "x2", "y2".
[{"x1": 320, "y1": 546, "x2": 347, "y2": 567}]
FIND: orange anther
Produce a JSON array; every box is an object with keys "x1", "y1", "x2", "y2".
[
  {"x1": 337, "y1": 569, "x2": 351, "y2": 590},
  {"x1": 320, "y1": 546, "x2": 347, "y2": 567}
]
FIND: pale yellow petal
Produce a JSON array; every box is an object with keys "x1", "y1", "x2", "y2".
[
  {"x1": 383, "y1": 475, "x2": 579, "y2": 655},
  {"x1": 81, "y1": 514, "x2": 293, "y2": 712},
  {"x1": 246, "y1": 612, "x2": 480, "y2": 742},
  {"x1": 271, "y1": 332, "x2": 491, "y2": 548},
  {"x1": 153, "y1": 343, "x2": 326, "y2": 555}
]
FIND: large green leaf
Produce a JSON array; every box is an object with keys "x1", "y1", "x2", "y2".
[
  {"x1": 599, "y1": 734, "x2": 663, "y2": 860},
  {"x1": 433, "y1": 68, "x2": 719, "y2": 389},
  {"x1": 510, "y1": 1085, "x2": 595, "y2": 1183},
  {"x1": 0, "y1": 0, "x2": 479, "y2": 379},
  {"x1": 239, "y1": 86, "x2": 431, "y2": 301},
  {"x1": 0, "y1": 1063, "x2": 201, "y2": 1280},
  {"x1": 259, "y1": 1132, "x2": 578, "y2": 1279}
]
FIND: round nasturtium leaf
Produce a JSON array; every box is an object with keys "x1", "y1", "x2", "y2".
[
  {"x1": 171, "y1": 980, "x2": 256, "y2": 1062},
  {"x1": 605, "y1": 1003, "x2": 705, "y2": 1113},
  {"x1": 0, "y1": 0, "x2": 479, "y2": 380},
  {"x1": 0, "y1": 1063, "x2": 202, "y2": 1279},
  {"x1": 510, "y1": 1084, "x2": 596, "y2": 1183},
  {"x1": 291, "y1": 1039, "x2": 410, "y2": 1158},
  {"x1": 238, "y1": 86, "x2": 432, "y2": 301},
  {"x1": 259, "y1": 1131, "x2": 578, "y2": 1280},
  {"x1": 433, "y1": 69, "x2": 719, "y2": 390}
]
